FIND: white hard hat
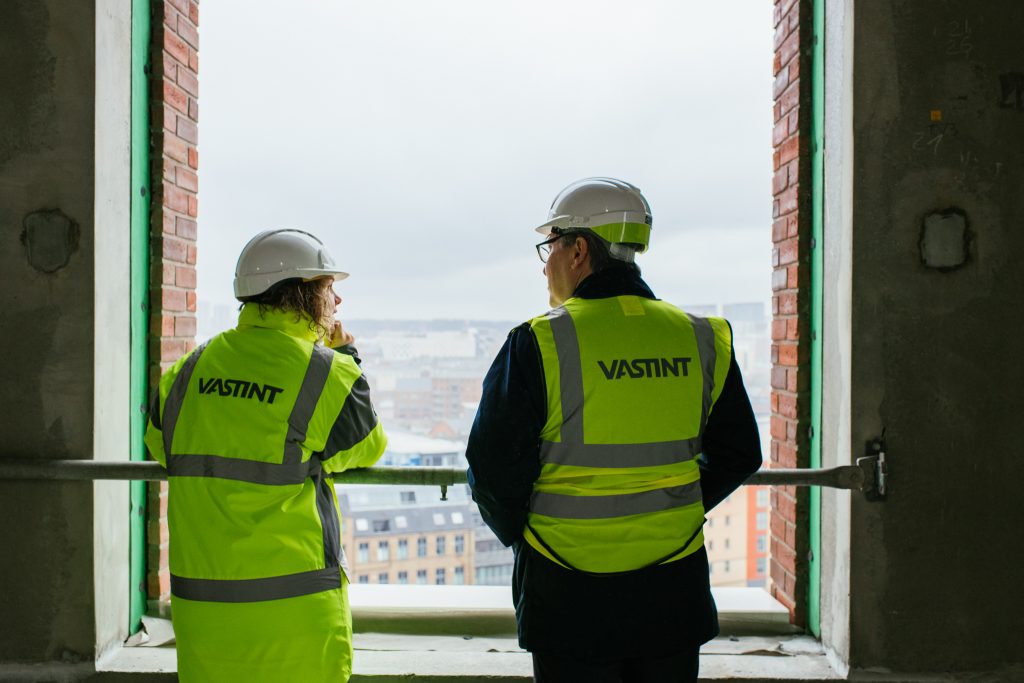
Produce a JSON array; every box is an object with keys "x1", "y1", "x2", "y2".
[
  {"x1": 534, "y1": 177, "x2": 653, "y2": 257},
  {"x1": 233, "y1": 229, "x2": 349, "y2": 300}
]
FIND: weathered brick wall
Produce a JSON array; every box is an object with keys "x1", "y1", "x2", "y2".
[
  {"x1": 147, "y1": 0, "x2": 199, "y2": 606},
  {"x1": 769, "y1": 0, "x2": 811, "y2": 626}
]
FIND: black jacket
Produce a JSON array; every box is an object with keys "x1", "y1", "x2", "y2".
[{"x1": 466, "y1": 268, "x2": 763, "y2": 658}]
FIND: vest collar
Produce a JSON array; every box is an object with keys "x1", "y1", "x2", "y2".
[{"x1": 237, "y1": 303, "x2": 320, "y2": 342}]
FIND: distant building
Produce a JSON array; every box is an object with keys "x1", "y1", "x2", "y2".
[{"x1": 705, "y1": 492, "x2": 750, "y2": 587}]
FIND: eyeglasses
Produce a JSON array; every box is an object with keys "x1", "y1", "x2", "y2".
[{"x1": 535, "y1": 229, "x2": 568, "y2": 263}]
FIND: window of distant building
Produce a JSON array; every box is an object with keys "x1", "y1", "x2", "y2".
[
  {"x1": 377, "y1": 540, "x2": 390, "y2": 561},
  {"x1": 725, "y1": 560, "x2": 731, "y2": 572},
  {"x1": 757, "y1": 534, "x2": 767, "y2": 553},
  {"x1": 397, "y1": 539, "x2": 408, "y2": 560},
  {"x1": 400, "y1": 491, "x2": 416, "y2": 504},
  {"x1": 398, "y1": 571, "x2": 408, "y2": 584},
  {"x1": 417, "y1": 537, "x2": 427, "y2": 557},
  {"x1": 725, "y1": 515, "x2": 731, "y2": 526},
  {"x1": 372, "y1": 519, "x2": 390, "y2": 532},
  {"x1": 451, "y1": 512, "x2": 464, "y2": 524},
  {"x1": 416, "y1": 569, "x2": 427, "y2": 585},
  {"x1": 725, "y1": 538, "x2": 731, "y2": 550},
  {"x1": 756, "y1": 557, "x2": 767, "y2": 575},
  {"x1": 436, "y1": 568, "x2": 446, "y2": 585},
  {"x1": 378, "y1": 572, "x2": 389, "y2": 584},
  {"x1": 433, "y1": 513, "x2": 445, "y2": 525},
  {"x1": 436, "y1": 536, "x2": 446, "y2": 555},
  {"x1": 454, "y1": 566, "x2": 464, "y2": 585},
  {"x1": 455, "y1": 534, "x2": 464, "y2": 554},
  {"x1": 355, "y1": 518, "x2": 369, "y2": 531},
  {"x1": 757, "y1": 488, "x2": 769, "y2": 507},
  {"x1": 395, "y1": 515, "x2": 408, "y2": 529},
  {"x1": 358, "y1": 575, "x2": 369, "y2": 584},
  {"x1": 756, "y1": 512, "x2": 768, "y2": 530},
  {"x1": 708, "y1": 540, "x2": 714, "y2": 551},
  {"x1": 358, "y1": 542, "x2": 369, "y2": 563}
]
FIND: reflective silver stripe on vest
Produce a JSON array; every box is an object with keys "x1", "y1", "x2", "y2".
[
  {"x1": 540, "y1": 437, "x2": 703, "y2": 468},
  {"x1": 165, "y1": 453, "x2": 319, "y2": 485},
  {"x1": 170, "y1": 566, "x2": 341, "y2": 603},
  {"x1": 689, "y1": 314, "x2": 717, "y2": 433},
  {"x1": 284, "y1": 344, "x2": 334, "y2": 465},
  {"x1": 531, "y1": 480, "x2": 703, "y2": 520},
  {"x1": 547, "y1": 307, "x2": 584, "y2": 444},
  {"x1": 162, "y1": 342, "x2": 209, "y2": 457}
]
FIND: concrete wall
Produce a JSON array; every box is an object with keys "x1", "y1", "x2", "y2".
[
  {"x1": 843, "y1": 0, "x2": 1024, "y2": 675},
  {"x1": 0, "y1": 0, "x2": 98, "y2": 663}
]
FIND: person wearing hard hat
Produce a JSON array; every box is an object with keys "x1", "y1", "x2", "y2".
[
  {"x1": 466, "y1": 178, "x2": 763, "y2": 681},
  {"x1": 144, "y1": 229, "x2": 387, "y2": 682}
]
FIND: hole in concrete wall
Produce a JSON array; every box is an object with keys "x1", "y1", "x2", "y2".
[
  {"x1": 21, "y1": 208, "x2": 79, "y2": 273},
  {"x1": 919, "y1": 208, "x2": 970, "y2": 271}
]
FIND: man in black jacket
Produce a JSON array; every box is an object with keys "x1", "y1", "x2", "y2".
[{"x1": 466, "y1": 178, "x2": 763, "y2": 682}]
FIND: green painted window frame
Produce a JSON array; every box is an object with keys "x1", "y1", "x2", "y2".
[
  {"x1": 129, "y1": 0, "x2": 151, "y2": 635},
  {"x1": 808, "y1": 0, "x2": 825, "y2": 637}
]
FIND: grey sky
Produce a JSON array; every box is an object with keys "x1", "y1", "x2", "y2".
[{"x1": 198, "y1": 1, "x2": 773, "y2": 322}]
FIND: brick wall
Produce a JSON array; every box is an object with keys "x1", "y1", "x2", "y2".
[
  {"x1": 769, "y1": 0, "x2": 811, "y2": 626},
  {"x1": 147, "y1": 0, "x2": 199, "y2": 606}
]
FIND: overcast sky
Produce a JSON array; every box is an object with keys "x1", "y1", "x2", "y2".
[{"x1": 197, "y1": 1, "x2": 773, "y2": 323}]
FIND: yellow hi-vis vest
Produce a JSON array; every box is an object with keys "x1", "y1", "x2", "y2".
[
  {"x1": 523, "y1": 295, "x2": 731, "y2": 574},
  {"x1": 144, "y1": 304, "x2": 386, "y2": 682}
]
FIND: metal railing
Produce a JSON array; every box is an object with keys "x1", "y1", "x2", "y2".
[{"x1": 0, "y1": 456, "x2": 884, "y2": 498}]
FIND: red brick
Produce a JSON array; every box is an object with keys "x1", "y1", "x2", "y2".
[
  {"x1": 163, "y1": 182, "x2": 188, "y2": 213},
  {"x1": 787, "y1": 264, "x2": 800, "y2": 289},
  {"x1": 189, "y1": 48, "x2": 199, "y2": 72},
  {"x1": 167, "y1": 0, "x2": 189, "y2": 17},
  {"x1": 788, "y1": 58, "x2": 800, "y2": 84},
  {"x1": 177, "y1": 64, "x2": 199, "y2": 97},
  {"x1": 771, "y1": 343, "x2": 779, "y2": 363},
  {"x1": 787, "y1": 215, "x2": 800, "y2": 238},
  {"x1": 162, "y1": 157, "x2": 175, "y2": 181},
  {"x1": 773, "y1": 51, "x2": 783, "y2": 76},
  {"x1": 775, "y1": 441, "x2": 797, "y2": 467},
  {"x1": 778, "y1": 342, "x2": 798, "y2": 366},
  {"x1": 160, "y1": 50, "x2": 176, "y2": 80},
  {"x1": 786, "y1": 368, "x2": 799, "y2": 393},
  {"x1": 162, "y1": 263, "x2": 175, "y2": 285},
  {"x1": 162, "y1": 288, "x2": 186, "y2": 313},
  {"x1": 161, "y1": 338, "x2": 185, "y2": 362},
  {"x1": 184, "y1": 339, "x2": 197, "y2": 353},
  {"x1": 786, "y1": 316, "x2": 799, "y2": 340},
  {"x1": 177, "y1": 13, "x2": 199, "y2": 49},
  {"x1": 151, "y1": 313, "x2": 175, "y2": 336},
  {"x1": 187, "y1": 195, "x2": 198, "y2": 217},
  {"x1": 772, "y1": 199, "x2": 780, "y2": 220},
  {"x1": 788, "y1": 109, "x2": 800, "y2": 136},
  {"x1": 774, "y1": 15, "x2": 791, "y2": 50},
  {"x1": 772, "y1": 268, "x2": 788, "y2": 291},
  {"x1": 187, "y1": 244, "x2": 198, "y2": 265},
  {"x1": 164, "y1": 29, "x2": 190, "y2": 66},
  {"x1": 188, "y1": 147, "x2": 199, "y2": 169},
  {"x1": 777, "y1": 291, "x2": 797, "y2": 315},
  {"x1": 177, "y1": 116, "x2": 198, "y2": 145},
  {"x1": 186, "y1": 291, "x2": 197, "y2": 312},
  {"x1": 163, "y1": 236, "x2": 188, "y2": 262},
  {"x1": 165, "y1": 135, "x2": 188, "y2": 163},
  {"x1": 771, "y1": 319, "x2": 787, "y2": 341},
  {"x1": 162, "y1": 105, "x2": 176, "y2": 132},
  {"x1": 162, "y1": 211, "x2": 175, "y2": 236},
  {"x1": 770, "y1": 415, "x2": 788, "y2": 440},
  {"x1": 176, "y1": 216, "x2": 197, "y2": 239},
  {"x1": 771, "y1": 366, "x2": 788, "y2": 390},
  {"x1": 773, "y1": 68, "x2": 789, "y2": 100},
  {"x1": 175, "y1": 314, "x2": 197, "y2": 336},
  {"x1": 176, "y1": 166, "x2": 198, "y2": 193},
  {"x1": 778, "y1": 29, "x2": 800, "y2": 68},
  {"x1": 770, "y1": 512, "x2": 788, "y2": 541},
  {"x1": 786, "y1": 421, "x2": 798, "y2": 444},
  {"x1": 189, "y1": 1, "x2": 199, "y2": 26},
  {"x1": 780, "y1": 78, "x2": 800, "y2": 115},
  {"x1": 770, "y1": 391, "x2": 779, "y2": 413},
  {"x1": 175, "y1": 266, "x2": 197, "y2": 289},
  {"x1": 778, "y1": 392, "x2": 798, "y2": 419},
  {"x1": 773, "y1": 119, "x2": 790, "y2": 147},
  {"x1": 162, "y1": 80, "x2": 188, "y2": 114},
  {"x1": 774, "y1": 102, "x2": 782, "y2": 124},
  {"x1": 778, "y1": 236, "x2": 798, "y2": 265},
  {"x1": 188, "y1": 98, "x2": 199, "y2": 122},
  {"x1": 778, "y1": 135, "x2": 800, "y2": 165},
  {"x1": 772, "y1": 167, "x2": 788, "y2": 195},
  {"x1": 772, "y1": 218, "x2": 788, "y2": 242},
  {"x1": 775, "y1": 490, "x2": 797, "y2": 520},
  {"x1": 778, "y1": 185, "x2": 798, "y2": 215}
]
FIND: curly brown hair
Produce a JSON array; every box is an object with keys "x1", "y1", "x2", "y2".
[{"x1": 241, "y1": 277, "x2": 335, "y2": 340}]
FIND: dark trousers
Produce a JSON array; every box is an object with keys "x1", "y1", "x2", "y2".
[{"x1": 532, "y1": 646, "x2": 700, "y2": 683}]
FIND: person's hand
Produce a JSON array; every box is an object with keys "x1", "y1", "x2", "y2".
[{"x1": 326, "y1": 320, "x2": 355, "y2": 348}]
